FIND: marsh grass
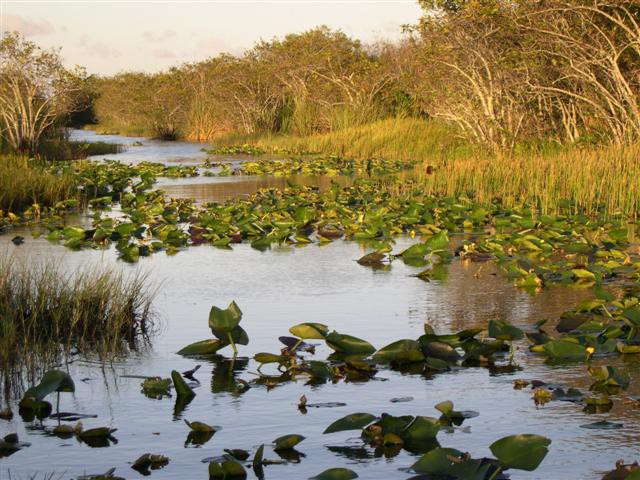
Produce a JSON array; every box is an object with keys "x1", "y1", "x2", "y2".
[
  {"x1": 216, "y1": 118, "x2": 473, "y2": 163},
  {"x1": 410, "y1": 142, "x2": 640, "y2": 217},
  {"x1": 221, "y1": 118, "x2": 639, "y2": 217},
  {"x1": 84, "y1": 122, "x2": 151, "y2": 138},
  {"x1": 37, "y1": 138, "x2": 122, "y2": 160},
  {"x1": 0, "y1": 256, "x2": 157, "y2": 371},
  {"x1": 0, "y1": 156, "x2": 76, "y2": 214}
]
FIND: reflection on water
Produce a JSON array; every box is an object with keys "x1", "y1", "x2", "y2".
[
  {"x1": 159, "y1": 174, "x2": 352, "y2": 203},
  {"x1": 2, "y1": 234, "x2": 636, "y2": 479},
  {"x1": 70, "y1": 129, "x2": 211, "y2": 165},
  {"x1": 0, "y1": 132, "x2": 637, "y2": 479}
]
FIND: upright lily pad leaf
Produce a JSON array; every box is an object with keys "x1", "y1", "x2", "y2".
[
  {"x1": 309, "y1": 468, "x2": 358, "y2": 480},
  {"x1": 424, "y1": 230, "x2": 449, "y2": 250},
  {"x1": 490, "y1": 434, "x2": 551, "y2": 471},
  {"x1": 324, "y1": 413, "x2": 377, "y2": 434},
  {"x1": 22, "y1": 370, "x2": 75, "y2": 402},
  {"x1": 325, "y1": 331, "x2": 375, "y2": 355},
  {"x1": 252, "y1": 444, "x2": 265, "y2": 478},
  {"x1": 171, "y1": 370, "x2": 195, "y2": 398},
  {"x1": 209, "y1": 301, "x2": 243, "y2": 338},
  {"x1": 273, "y1": 434, "x2": 305, "y2": 451},
  {"x1": 290, "y1": 323, "x2": 329, "y2": 339}
]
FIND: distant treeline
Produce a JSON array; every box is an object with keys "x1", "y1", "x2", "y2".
[{"x1": 2, "y1": 0, "x2": 639, "y2": 154}]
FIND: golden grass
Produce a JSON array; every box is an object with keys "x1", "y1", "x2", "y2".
[
  {"x1": 413, "y1": 143, "x2": 640, "y2": 217},
  {"x1": 0, "y1": 156, "x2": 77, "y2": 214},
  {"x1": 0, "y1": 257, "x2": 156, "y2": 368},
  {"x1": 216, "y1": 117, "x2": 473, "y2": 163},
  {"x1": 220, "y1": 117, "x2": 639, "y2": 217}
]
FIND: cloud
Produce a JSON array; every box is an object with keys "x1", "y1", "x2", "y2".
[
  {"x1": 3, "y1": 13, "x2": 55, "y2": 36},
  {"x1": 142, "y1": 29, "x2": 176, "y2": 42},
  {"x1": 152, "y1": 48, "x2": 177, "y2": 59},
  {"x1": 194, "y1": 36, "x2": 235, "y2": 57},
  {"x1": 78, "y1": 34, "x2": 120, "y2": 59}
]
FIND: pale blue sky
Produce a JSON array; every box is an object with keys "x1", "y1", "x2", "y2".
[{"x1": 1, "y1": 1, "x2": 423, "y2": 75}]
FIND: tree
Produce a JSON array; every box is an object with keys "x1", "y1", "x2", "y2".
[
  {"x1": 0, "y1": 32, "x2": 83, "y2": 154},
  {"x1": 521, "y1": 0, "x2": 640, "y2": 144}
]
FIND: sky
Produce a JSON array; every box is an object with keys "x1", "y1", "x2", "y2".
[{"x1": 1, "y1": 0, "x2": 423, "y2": 75}]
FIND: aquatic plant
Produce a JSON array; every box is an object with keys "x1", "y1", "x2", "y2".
[
  {"x1": 0, "y1": 257, "x2": 155, "y2": 377},
  {"x1": 178, "y1": 301, "x2": 248, "y2": 357}
]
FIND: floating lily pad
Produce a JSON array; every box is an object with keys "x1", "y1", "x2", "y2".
[
  {"x1": 273, "y1": 434, "x2": 305, "y2": 451},
  {"x1": 309, "y1": 467, "x2": 359, "y2": 479},
  {"x1": 325, "y1": 331, "x2": 375, "y2": 355},
  {"x1": 580, "y1": 420, "x2": 623, "y2": 430},
  {"x1": 324, "y1": 413, "x2": 376, "y2": 434}
]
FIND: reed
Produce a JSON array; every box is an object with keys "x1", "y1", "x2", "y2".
[
  {"x1": 0, "y1": 156, "x2": 76, "y2": 214},
  {"x1": 0, "y1": 257, "x2": 156, "y2": 368},
  {"x1": 412, "y1": 142, "x2": 640, "y2": 217},
  {"x1": 215, "y1": 118, "x2": 473, "y2": 163}
]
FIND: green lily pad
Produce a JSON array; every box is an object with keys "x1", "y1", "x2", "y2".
[
  {"x1": 580, "y1": 420, "x2": 623, "y2": 430},
  {"x1": 309, "y1": 468, "x2": 358, "y2": 480},
  {"x1": 324, "y1": 413, "x2": 377, "y2": 434},
  {"x1": 290, "y1": 323, "x2": 329, "y2": 339},
  {"x1": 209, "y1": 301, "x2": 243, "y2": 338},
  {"x1": 488, "y1": 320, "x2": 524, "y2": 341},
  {"x1": 373, "y1": 339, "x2": 424, "y2": 364},
  {"x1": 273, "y1": 434, "x2": 305, "y2": 451},
  {"x1": 21, "y1": 370, "x2": 75, "y2": 403},
  {"x1": 325, "y1": 331, "x2": 375, "y2": 355},
  {"x1": 490, "y1": 434, "x2": 551, "y2": 471},
  {"x1": 184, "y1": 419, "x2": 216, "y2": 432},
  {"x1": 171, "y1": 370, "x2": 195, "y2": 398},
  {"x1": 177, "y1": 339, "x2": 228, "y2": 356}
]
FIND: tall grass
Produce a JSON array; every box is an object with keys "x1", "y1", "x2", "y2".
[
  {"x1": 0, "y1": 257, "x2": 156, "y2": 370},
  {"x1": 83, "y1": 122, "x2": 151, "y2": 138},
  {"x1": 217, "y1": 117, "x2": 639, "y2": 216},
  {"x1": 412, "y1": 143, "x2": 640, "y2": 217},
  {"x1": 216, "y1": 118, "x2": 473, "y2": 163},
  {"x1": 0, "y1": 156, "x2": 77, "y2": 214},
  {"x1": 38, "y1": 138, "x2": 122, "y2": 160}
]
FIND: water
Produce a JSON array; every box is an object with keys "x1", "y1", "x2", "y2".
[{"x1": 1, "y1": 133, "x2": 638, "y2": 479}]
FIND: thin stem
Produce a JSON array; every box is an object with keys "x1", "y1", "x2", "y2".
[
  {"x1": 291, "y1": 338, "x2": 304, "y2": 354},
  {"x1": 488, "y1": 466, "x2": 503, "y2": 480},
  {"x1": 227, "y1": 331, "x2": 238, "y2": 356}
]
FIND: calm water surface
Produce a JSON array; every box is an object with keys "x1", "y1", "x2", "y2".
[{"x1": 0, "y1": 133, "x2": 638, "y2": 479}]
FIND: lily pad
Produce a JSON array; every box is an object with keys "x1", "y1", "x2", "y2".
[
  {"x1": 309, "y1": 468, "x2": 359, "y2": 480},
  {"x1": 325, "y1": 331, "x2": 375, "y2": 355},
  {"x1": 580, "y1": 420, "x2": 623, "y2": 430},
  {"x1": 290, "y1": 323, "x2": 329, "y2": 340},
  {"x1": 171, "y1": 370, "x2": 195, "y2": 398},
  {"x1": 273, "y1": 434, "x2": 305, "y2": 451},
  {"x1": 177, "y1": 339, "x2": 228, "y2": 356},
  {"x1": 490, "y1": 434, "x2": 551, "y2": 471},
  {"x1": 373, "y1": 340, "x2": 424, "y2": 365},
  {"x1": 324, "y1": 413, "x2": 377, "y2": 434}
]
